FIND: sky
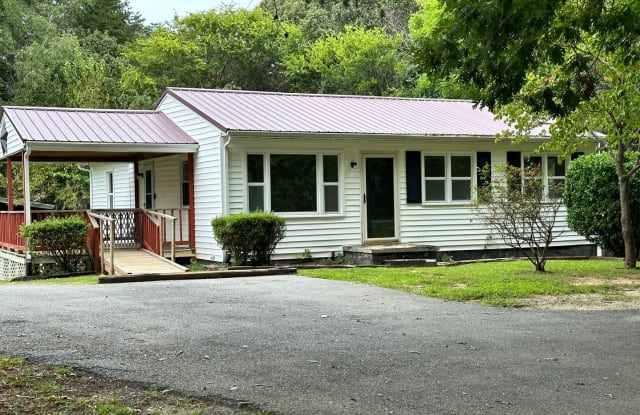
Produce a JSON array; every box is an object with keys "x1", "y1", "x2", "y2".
[{"x1": 127, "y1": 0, "x2": 258, "y2": 25}]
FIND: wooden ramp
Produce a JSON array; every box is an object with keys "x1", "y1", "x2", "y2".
[{"x1": 105, "y1": 249, "x2": 188, "y2": 275}]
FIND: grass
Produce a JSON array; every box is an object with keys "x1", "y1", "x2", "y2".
[
  {"x1": 0, "y1": 355, "x2": 267, "y2": 415},
  {"x1": 298, "y1": 259, "x2": 640, "y2": 307},
  {"x1": 0, "y1": 275, "x2": 99, "y2": 285}
]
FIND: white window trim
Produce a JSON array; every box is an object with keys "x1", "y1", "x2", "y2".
[
  {"x1": 422, "y1": 153, "x2": 474, "y2": 204},
  {"x1": 245, "y1": 151, "x2": 343, "y2": 216},
  {"x1": 106, "y1": 171, "x2": 114, "y2": 209}
]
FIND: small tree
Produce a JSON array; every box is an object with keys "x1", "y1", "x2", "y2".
[
  {"x1": 19, "y1": 215, "x2": 89, "y2": 273},
  {"x1": 212, "y1": 211, "x2": 286, "y2": 266},
  {"x1": 474, "y1": 165, "x2": 564, "y2": 271}
]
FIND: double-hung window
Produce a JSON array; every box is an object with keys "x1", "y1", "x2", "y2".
[
  {"x1": 423, "y1": 154, "x2": 472, "y2": 203},
  {"x1": 522, "y1": 154, "x2": 565, "y2": 198},
  {"x1": 246, "y1": 153, "x2": 341, "y2": 214}
]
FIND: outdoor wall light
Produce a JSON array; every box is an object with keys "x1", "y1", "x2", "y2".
[{"x1": 350, "y1": 161, "x2": 358, "y2": 169}]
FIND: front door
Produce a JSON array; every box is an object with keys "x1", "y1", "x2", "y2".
[{"x1": 364, "y1": 156, "x2": 396, "y2": 240}]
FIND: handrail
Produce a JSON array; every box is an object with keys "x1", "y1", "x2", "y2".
[
  {"x1": 143, "y1": 209, "x2": 177, "y2": 262},
  {"x1": 87, "y1": 212, "x2": 115, "y2": 276}
]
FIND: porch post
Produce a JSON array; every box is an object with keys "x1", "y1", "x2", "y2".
[
  {"x1": 188, "y1": 153, "x2": 195, "y2": 249},
  {"x1": 6, "y1": 157, "x2": 13, "y2": 211},
  {"x1": 22, "y1": 148, "x2": 31, "y2": 225}
]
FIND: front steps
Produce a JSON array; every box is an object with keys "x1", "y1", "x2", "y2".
[{"x1": 343, "y1": 244, "x2": 439, "y2": 265}]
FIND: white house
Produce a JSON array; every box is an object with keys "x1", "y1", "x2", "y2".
[
  {"x1": 89, "y1": 88, "x2": 593, "y2": 263},
  {"x1": 0, "y1": 88, "x2": 594, "y2": 277}
]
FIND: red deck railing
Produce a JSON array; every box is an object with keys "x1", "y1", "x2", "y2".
[
  {"x1": 0, "y1": 208, "x2": 192, "y2": 272},
  {"x1": 0, "y1": 212, "x2": 26, "y2": 251}
]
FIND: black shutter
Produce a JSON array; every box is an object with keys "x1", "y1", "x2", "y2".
[
  {"x1": 476, "y1": 152, "x2": 491, "y2": 189},
  {"x1": 571, "y1": 152, "x2": 584, "y2": 160},
  {"x1": 507, "y1": 151, "x2": 521, "y2": 168},
  {"x1": 406, "y1": 151, "x2": 422, "y2": 203}
]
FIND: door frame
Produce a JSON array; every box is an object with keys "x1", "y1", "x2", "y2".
[
  {"x1": 142, "y1": 161, "x2": 154, "y2": 209},
  {"x1": 362, "y1": 154, "x2": 399, "y2": 243}
]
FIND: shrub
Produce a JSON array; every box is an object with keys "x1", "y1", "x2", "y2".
[
  {"x1": 474, "y1": 164, "x2": 564, "y2": 272},
  {"x1": 19, "y1": 215, "x2": 89, "y2": 273},
  {"x1": 212, "y1": 212, "x2": 286, "y2": 265},
  {"x1": 565, "y1": 153, "x2": 640, "y2": 256}
]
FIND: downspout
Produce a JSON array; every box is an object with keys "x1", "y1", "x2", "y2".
[
  {"x1": 222, "y1": 133, "x2": 231, "y2": 216},
  {"x1": 221, "y1": 133, "x2": 231, "y2": 263},
  {"x1": 76, "y1": 164, "x2": 91, "y2": 208}
]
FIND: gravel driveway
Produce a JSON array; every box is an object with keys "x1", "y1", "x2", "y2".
[{"x1": 1, "y1": 275, "x2": 639, "y2": 414}]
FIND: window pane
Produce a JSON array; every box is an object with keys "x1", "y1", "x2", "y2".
[
  {"x1": 452, "y1": 179, "x2": 471, "y2": 200},
  {"x1": 323, "y1": 155, "x2": 338, "y2": 182},
  {"x1": 425, "y1": 180, "x2": 445, "y2": 201},
  {"x1": 248, "y1": 186, "x2": 264, "y2": 211},
  {"x1": 182, "y1": 182, "x2": 189, "y2": 206},
  {"x1": 549, "y1": 178, "x2": 565, "y2": 199},
  {"x1": 324, "y1": 185, "x2": 339, "y2": 213},
  {"x1": 547, "y1": 156, "x2": 565, "y2": 176},
  {"x1": 524, "y1": 156, "x2": 542, "y2": 171},
  {"x1": 424, "y1": 156, "x2": 445, "y2": 177},
  {"x1": 451, "y1": 156, "x2": 471, "y2": 177},
  {"x1": 271, "y1": 154, "x2": 317, "y2": 212},
  {"x1": 247, "y1": 154, "x2": 264, "y2": 182}
]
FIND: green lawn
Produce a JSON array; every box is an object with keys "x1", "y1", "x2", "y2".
[
  {"x1": 0, "y1": 275, "x2": 99, "y2": 285},
  {"x1": 298, "y1": 259, "x2": 640, "y2": 307}
]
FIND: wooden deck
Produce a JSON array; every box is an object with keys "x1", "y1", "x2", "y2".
[{"x1": 105, "y1": 249, "x2": 188, "y2": 275}]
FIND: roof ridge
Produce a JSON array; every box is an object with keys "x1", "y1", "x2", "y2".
[
  {"x1": 165, "y1": 87, "x2": 475, "y2": 103},
  {"x1": 4, "y1": 106, "x2": 161, "y2": 114}
]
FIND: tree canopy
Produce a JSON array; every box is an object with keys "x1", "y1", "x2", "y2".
[{"x1": 414, "y1": 0, "x2": 640, "y2": 267}]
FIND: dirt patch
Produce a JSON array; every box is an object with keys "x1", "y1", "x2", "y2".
[{"x1": 521, "y1": 288, "x2": 640, "y2": 310}]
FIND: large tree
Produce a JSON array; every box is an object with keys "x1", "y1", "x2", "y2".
[
  {"x1": 283, "y1": 26, "x2": 410, "y2": 96},
  {"x1": 120, "y1": 8, "x2": 301, "y2": 108},
  {"x1": 415, "y1": 0, "x2": 640, "y2": 268}
]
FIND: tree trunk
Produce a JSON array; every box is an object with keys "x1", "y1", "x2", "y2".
[{"x1": 618, "y1": 174, "x2": 637, "y2": 268}]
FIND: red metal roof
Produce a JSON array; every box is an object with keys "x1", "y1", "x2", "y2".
[
  {"x1": 4, "y1": 107, "x2": 197, "y2": 145},
  {"x1": 164, "y1": 88, "x2": 540, "y2": 137}
]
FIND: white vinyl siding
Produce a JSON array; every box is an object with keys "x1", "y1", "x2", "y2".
[
  {"x1": 89, "y1": 163, "x2": 134, "y2": 209},
  {"x1": 227, "y1": 137, "x2": 363, "y2": 259},
  {"x1": 399, "y1": 143, "x2": 591, "y2": 255},
  {"x1": 1, "y1": 116, "x2": 25, "y2": 156},
  {"x1": 157, "y1": 94, "x2": 223, "y2": 262}
]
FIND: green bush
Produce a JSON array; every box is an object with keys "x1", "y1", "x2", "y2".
[
  {"x1": 212, "y1": 212, "x2": 286, "y2": 265},
  {"x1": 565, "y1": 153, "x2": 640, "y2": 256},
  {"x1": 19, "y1": 215, "x2": 90, "y2": 273}
]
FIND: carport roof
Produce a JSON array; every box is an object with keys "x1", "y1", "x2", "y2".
[{"x1": 3, "y1": 106, "x2": 196, "y2": 145}]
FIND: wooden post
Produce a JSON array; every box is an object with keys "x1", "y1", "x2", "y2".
[
  {"x1": 170, "y1": 218, "x2": 176, "y2": 262},
  {"x1": 109, "y1": 219, "x2": 115, "y2": 275},
  {"x1": 99, "y1": 218, "x2": 105, "y2": 274}
]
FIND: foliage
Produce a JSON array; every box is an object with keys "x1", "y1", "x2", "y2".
[
  {"x1": 259, "y1": 0, "x2": 419, "y2": 38},
  {"x1": 474, "y1": 165, "x2": 564, "y2": 272},
  {"x1": 415, "y1": 0, "x2": 640, "y2": 268},
  {"x1": 19, "y1": 216, "x2": 89, "y2": 273},
  {"x1": 284, "y1": 26, "x2": 410, "y2": 96},
  {"x1": 565, "y1": 153, "x2": 640, "y2": 256},
  {"x1": 299, "y1": 259, "x2": 640, "y2": 307},
  {"x1": 120, "y1": 8, "x2": 301, "y2": 108},
  {"x1": 212, "y1": 211, "x2": 286, "y2": 266}
]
